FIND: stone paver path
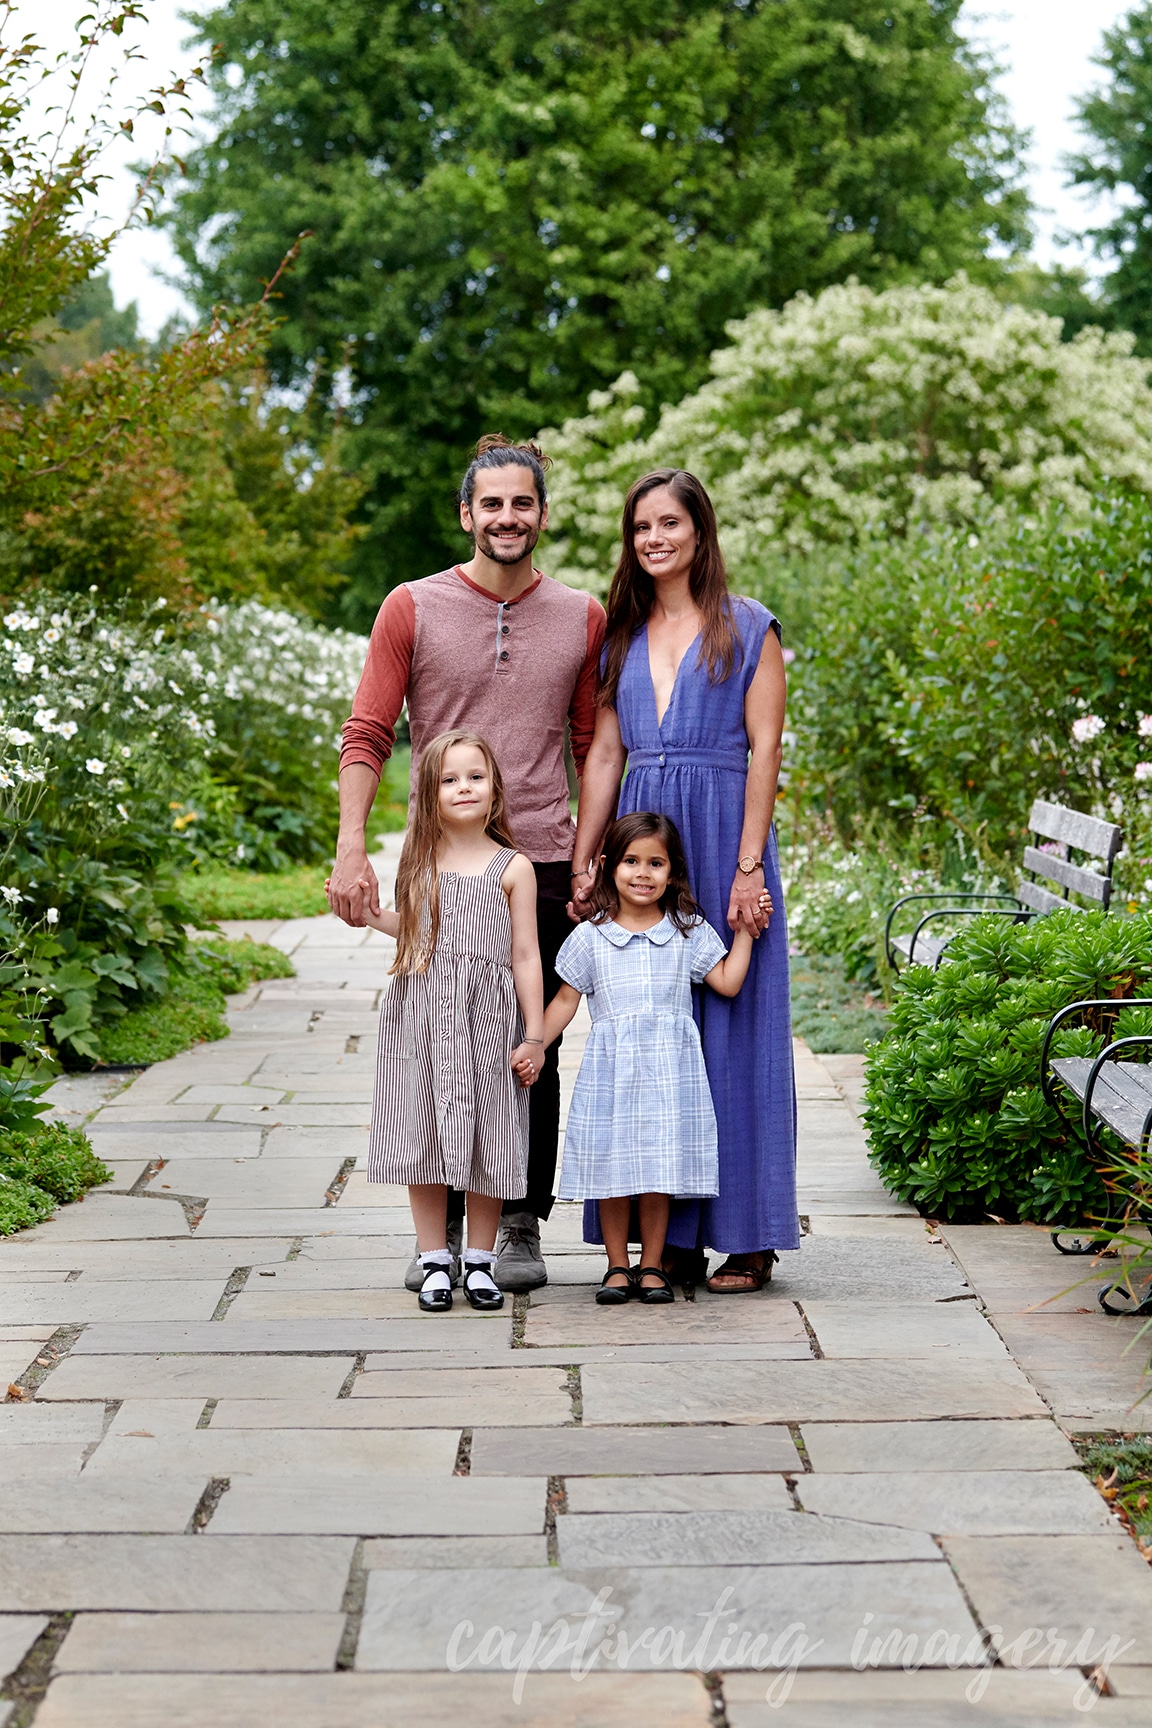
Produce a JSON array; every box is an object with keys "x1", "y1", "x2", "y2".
[{"x1": 3, "y1": 841, "x2": 1152, "y2": 1725}]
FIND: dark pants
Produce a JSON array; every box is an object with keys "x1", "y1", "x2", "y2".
[{"x1": 447, "y1": 860, "x2": 571, "y2": 1225}]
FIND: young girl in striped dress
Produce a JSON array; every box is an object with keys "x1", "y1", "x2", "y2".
[
  {"x1": 543, "y1": 812, "x2": 768, "y2": 1304},
  {"x1": 353, "y1": 730, "x2": 544, "y2": 1313}
]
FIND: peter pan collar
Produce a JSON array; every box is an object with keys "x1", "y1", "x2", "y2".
[{"x1": 595, "y1": 914, "x2": 677, "y2": 947}]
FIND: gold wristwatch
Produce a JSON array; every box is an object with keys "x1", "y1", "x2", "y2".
[{"x1": 737, "y1": 855, "x2": 763, "y2": 875}]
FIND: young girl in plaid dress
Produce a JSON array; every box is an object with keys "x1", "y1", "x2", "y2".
[{"x1": 542, "y1": 812, "x2": 768, "y2": 1305}]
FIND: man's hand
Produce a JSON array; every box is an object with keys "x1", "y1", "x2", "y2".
[
  {"x1": 566, "y1": 864, "x2": 597, "y2": 924},
  {"x1": 328, "y1": 848, "x2": 382, "y2": 927}
]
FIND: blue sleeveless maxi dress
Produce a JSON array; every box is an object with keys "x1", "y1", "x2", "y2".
[{"x1": 582, "y1": 597, "x2": 800, "y2": 1256}]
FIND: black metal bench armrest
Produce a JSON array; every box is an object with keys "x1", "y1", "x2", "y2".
[
  {"x1": 1083, "y1": 1034, "x2": 1152, "y2": 1156},
  {"x1": 884, "y1": 892, "x2": 1022, "y2": 969},
  {"x1": 1040, "y1": 999, "x2": 1152, "y2": 1112}
]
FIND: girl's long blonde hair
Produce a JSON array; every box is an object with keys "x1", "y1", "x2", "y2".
[{"x1": 391, "y1": 730, "x2": 517, "y2": 974}]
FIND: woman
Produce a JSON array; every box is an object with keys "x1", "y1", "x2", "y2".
[{"x1": 569, "y1": 469, "x2": 798, "y2": 1290}]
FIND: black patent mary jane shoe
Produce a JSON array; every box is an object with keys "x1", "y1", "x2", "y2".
[
  {"x1": 418, "y1": 1265, "x2": 453, "y2": 1313},
  {"x1": 595, "y1": 1266, "x2": 634, "y2": 1306},
  {"x1": 636, "y1": 1266, "x2": 675, "y2": 1305},
  {"x1": 462, "y1": 1262, "x2": 505, "y2": 1312}
]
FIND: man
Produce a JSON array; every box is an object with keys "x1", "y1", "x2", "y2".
[{"x1": 329, "y1": 435, "x2": 606, "y2": 1289}]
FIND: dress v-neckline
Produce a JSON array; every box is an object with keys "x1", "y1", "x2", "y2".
[{"x1": 646, "y1": 622, "x2": 701, "y2": 732}]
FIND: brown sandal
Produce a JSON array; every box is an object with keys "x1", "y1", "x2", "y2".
[{"x1": 706, "y1": 1252, "x2": 777, "y2": 1294}]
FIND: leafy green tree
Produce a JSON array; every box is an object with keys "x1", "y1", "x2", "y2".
[
  {"x1": 170, "y1": 0, "x2": 1029, "y2": 623},
  {"x1": 1071, "y1": 3, "x2": 1152, "y2": 349}
]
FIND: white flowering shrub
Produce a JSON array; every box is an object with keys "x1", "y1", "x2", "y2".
[
  {"x1": 0, "y1": 599, "x2": 366, "y2": 1058},
  {"x1": 542, "y1": 276, "x2": 1152, "y2": 589}
]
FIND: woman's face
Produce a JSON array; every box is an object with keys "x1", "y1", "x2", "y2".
[{"x1": 632, "y1": 485, "x2": 699, "y2": 585}]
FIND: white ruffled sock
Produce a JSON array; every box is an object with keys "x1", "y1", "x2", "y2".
[
  {"x1": 463, "y1": 1247, "x2": 499, "y2": 1296},
  {"x1": 419, "y1": 1249, "x2": 452, "y2": 1295}
]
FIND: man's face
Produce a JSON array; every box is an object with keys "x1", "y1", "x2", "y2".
[{"x1": 460, "y1": 465, "x2": 547, "y2": 565}]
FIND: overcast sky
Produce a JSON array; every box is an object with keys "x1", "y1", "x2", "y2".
[{"x1": 2, "y1": 0, "x2": 1138, "y2": 337}]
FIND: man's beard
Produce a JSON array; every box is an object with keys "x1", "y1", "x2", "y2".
[{"x1": 475, "y1": 523, "x2": 540, "y2": 565}]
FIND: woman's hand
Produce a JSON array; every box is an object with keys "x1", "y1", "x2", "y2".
[
  {"x1": 727, "y1": 869, "x2": 773, "y2": 938},
  {"x1": 510, "y1": 1042, "x2": 540, "y2": 1086}
]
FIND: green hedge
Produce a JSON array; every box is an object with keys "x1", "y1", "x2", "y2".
[{"x1": 863, "y1": 910, "x2": 1152, "y2": 1222}]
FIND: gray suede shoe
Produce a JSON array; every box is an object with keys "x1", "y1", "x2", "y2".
[
  {"x1": 494, "y1": 1211, "x2": 547, "y2": 1291},
  {"x1": 403, "y1": 1217, "x2": 462, "y2": 1292}
]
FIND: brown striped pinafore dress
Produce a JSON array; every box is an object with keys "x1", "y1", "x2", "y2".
[{"x1": 367, "y1": 848, "x2": 528, "y2": 1198}]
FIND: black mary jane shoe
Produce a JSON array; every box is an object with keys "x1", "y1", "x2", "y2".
[
  {"x1": 418, "y1": 1265, "x2": 453, "y2": 1313},
  {"x1": 595, "y1": 1266, "x2": 635, "y2": 1306},
  {"x1": 636, "y1": 1266, "x2": 675, "y2": 1305},
  {"x1": 462, "y1": 1262, "x2": 505, "y2": 1312}
]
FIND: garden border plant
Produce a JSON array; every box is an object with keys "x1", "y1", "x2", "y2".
[{"x1": 863, "y1": 909, "x2": 1152, "y2": 1224}]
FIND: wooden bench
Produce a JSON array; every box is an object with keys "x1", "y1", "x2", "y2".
[
  {"x1": 884, "y1": 800, "x2": 1124, "y2": 971},
  {"x1": 1040, "y1": 997, "x2": 1152, "y2": 1314}
]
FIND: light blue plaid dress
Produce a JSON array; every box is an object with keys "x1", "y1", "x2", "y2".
[{"x1": 555, "y1": 914, "x2": 726, "y2": 1200}]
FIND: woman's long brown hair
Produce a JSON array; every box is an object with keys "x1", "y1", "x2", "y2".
[
  {"x1": 391, "y1": 730, "x2": 517, "y2": 975},
  {"x1": 599, "y1": 468, "x2": 742, "y2": 709}
]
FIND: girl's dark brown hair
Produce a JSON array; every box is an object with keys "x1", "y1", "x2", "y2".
[
  {"x1": 392, "y1": 730, "x2": 517, "y2": 974},
  {"x1": 599, "y1": 468, "x2": 742, "y2": 708},
  {"x1": 586, "y1": 811, "x2": 701, "y2": 934}
]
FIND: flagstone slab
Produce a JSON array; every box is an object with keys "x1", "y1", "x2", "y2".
[
  {"x1": 799, "y1": 1419, "x2": 1080, "y2": 1473},
  {"x1": 215, "y1": 1391, "x2": 569, "y2": 1427},
  {"x1": 470, "y1": 1425, "x2": 800, "y2": 1476},
  {"x1": 70, "y1": 1317, "x2": 510, "y2": 1354},
  {"x1": 799, "y1": 1300, "x2": 1012, "y2": 1361},
  {"x1": 565, "y1": 1475, "x2": 794, "y2": 1514},
  {"x1": 0, "y1": 1447, "x2": 87, "y2": 1478},
  {"x1": 361, "y1": 1535, "x2": 548, "y2": 1568},
  {"x1": 1109, "y1": 1668, "x2": 1152, "y2": 1696},
  {"x1": 40, "y1": 1353, "x2": 352, "y2": 1402},
  {"x1": 356, "y1": 1560, "x2": 978, "y2": 1670},
  {"x1": 767, "y1": 1238, "x2": 970, "y2": 1302},
  {"x1": 938, "y1": 1223, "x2": 1122, "y2": 1315},
  {"x1": 721, "y1": 1665, "x2": 1115, "y2": 1720},
  {"x1": 34, "y1": 1670, "x2": 714, "y2": 1727},
  {"x1": 0, "y1": 1613, "x2": 47, "y2": 1680},
  {"x1": 0, "y1": 1535, "x2": 355, "y2": 1611},
  {"x1": 215, "y1": 1104, "x2": 372, "y2": 1127},
  {"x1": 523, "y1": 1287, "x2": 811, "y2": 1350},
  {"x1": 175, "y1": 1086, "x2": 287, "y2": 1105},
  {"x1": 942, "y1": 1534, "x2": 1152, "y2": 1664},
  {"x1": 86, "y1": 1428, "x2": 459, "y2": 1479},
  {"x1": 795, "y1": 1470, "x2": 1116, "y2": 1536},
  {"x1": 351, "y1": 1367, "x2": 568, "y2": 1398},
  {"x1": 579, "y1": 1358, "x2": 1047, "y2": 1426},
  {"x1": 15, "y1": 1194, "x2": 191, "y2": 1240},
  {"x1": 557, "y1": 1508, "x2": 940, "y2": 1568},
  {"x1": 195, "y1": 1208, "x2": 419, "y2": 1237},
  {"x1": 0, "y1": 1349, "x2": 36, "y2": 1384},
  {"x1": 0, "y1": 1404, "x2": 107, "y2": 1443},
  {"x1": 263, "y1": 1128, "x2": 371, "y2": 1157},
  {"x1": 989, "y1": 1314, "x2": 1152, "y2": 1427},
  {"x1": 147, "y1": 1159, "x2": 339, "y2": 1206},
  {"x1": 0, "y1": 1280, "x2": 226, "y2": 1325},
  {"x1": 0, "y1": 1476, "x2": 207, "y2": 1533},
  {"x1": 54, "y1": 1611, "x2": 346, "y2": 1673},
  {"x1": 243, "y1": 1258, "x2": 413, "y2": 1290},
  {"x1": 225, "y1": 1288, "x2": 476, "y2": 1320},
  {"x1": 211, "y1": 1474, "x2": 545, "y2": 1536},
  {"x1": 86, "y1": 1130, "x2": 264, "y2": 1158},
  {"x1": 94, "y1": 1106, "x2": 217, "y2": 1124},
  {"x1": 0, "y1": 1238, "x2": 293, "y2": 1276},
  {"x1": 109, "y1": 1401, "x2": 210, "y2": 1435}
]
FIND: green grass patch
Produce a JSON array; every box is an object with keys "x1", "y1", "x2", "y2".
[
  {"x1": 181, "y1": 863, "x2": 330, "y2": 923},
  {"x1": 97, "y1": 937, "x2": 294, "y2": 1066},
  {"x1": 0, "y1": 1122, "x2": 111, "y2": 1236},
  {"x1": 1079, "y1": 1437, "x2": 1152, "y2": 1545},
  {"x1": 791, "y1": 953, "x2": 888, "y2": 1054}
]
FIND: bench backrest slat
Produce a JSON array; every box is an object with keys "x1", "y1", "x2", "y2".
[
  {"x1": 1029, "y1": 799, "x2": 1124, "y2": 863},
  {"x1": 1016, "y1": 878, "x2": 1079, "y2": 916},
  {"x1": 1022, "y1": 845, "x2": 1111, "y2": 905}
]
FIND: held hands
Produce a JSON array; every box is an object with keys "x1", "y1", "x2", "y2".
[
  {"x1": 727, "y1": 869, "x2": 773, "y2": 938},
  {"x1": 327, "y1": 852, "x2": 381, "y2": 927},
  {"x1": 510, "y1": 1041, "x2": 542, "y2": 1087},
  {"x1": 566, "y1": 862, "x2": 597, "y2": 925}
]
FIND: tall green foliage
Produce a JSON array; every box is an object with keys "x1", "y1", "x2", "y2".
[
  {"x1": 169, "y1": 0, "x2": 1028, "y2": 623},
  {"x1": 1071, "y1": 3, "x2": 1152, "y2": 351}
]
